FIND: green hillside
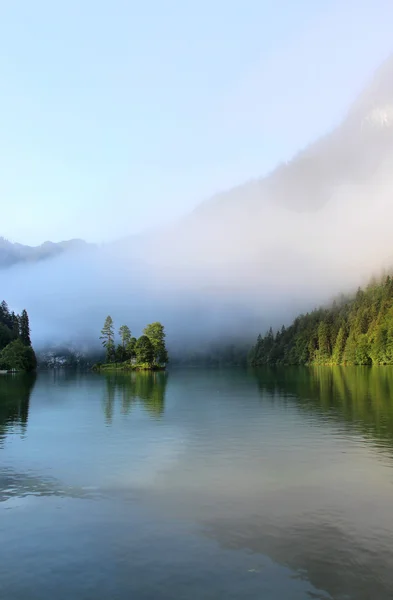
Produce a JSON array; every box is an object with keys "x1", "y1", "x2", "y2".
[{"x1": 250, "y1": 275, "x2": 393, "y2": 366}]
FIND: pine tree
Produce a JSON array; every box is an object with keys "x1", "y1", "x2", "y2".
[
  {"x1": 100, "y1": 316, "x2": 115, "y2": 362},
  {"x1": 266, "y1": 327, "x2": 274, "y2": 355},
  {"x1": 355, "y1": 334, "x2": 371, "y2": 365},
  {"x1": 369, "y1": 322, "x2": 388, "y2": 365},
  {"x1": 20, "y1": 310, "x2": 31, "y2": 346},
  {"x1": 308, "y1": 334, "x2": 318, "y2": 364},
  {"x1": 332, "y1": 326, "x2": 347, "y2": 364},
  {"x1": 343, "y1": 332, "x2": 357, "y2": 365},
  {"x1": 119, "y1": 325, "x2": 131, "y2": 349},
  {"x1": 11, "y1": 312, "x2": 20, "y2": 339},
  {"x1": 317, "y1": 321, "x2": 331, "y2": 364},
  {"x1": 0, "y1": 301, "x2": 12, "y2": 329}
]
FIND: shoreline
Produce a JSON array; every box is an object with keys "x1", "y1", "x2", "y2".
[{"x1": 92, "y1": 363, "x2": 166, "y2": 373}]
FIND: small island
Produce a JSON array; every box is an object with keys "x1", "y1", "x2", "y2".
[
  {"x1": 0, "y1": 300, "x2": 37, "y2": 373},
  {"x1": 93, "y1": 316, "x2": 169, "y2": 372}
]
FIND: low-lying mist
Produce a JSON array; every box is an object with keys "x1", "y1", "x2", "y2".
[
  {"x1": 3, "y1": 171, "x2": 393, "y2": 355},
  {"x1": 3, "y1": 57, "x2": 393, "y2": 355}
]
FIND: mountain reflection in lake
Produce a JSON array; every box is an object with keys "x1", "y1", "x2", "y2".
[{"x1": 1, "y1": 368, "x2": 393, "y2": 599}]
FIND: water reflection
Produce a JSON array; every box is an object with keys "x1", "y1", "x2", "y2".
[
  {"x1": 190, "y1": 366, "x2": 393, "y2": 599},
  {"x1": 252, "y1": 366, "x2": 393, "y2": 453},
  {"x1": 103, "y1": 372, "x2": 168, "y2": 424},
  {"x1": 0, "y1": 374, "x2": 36, "y2": 444},
  {"x1": 203, "y1": 512, "x2": 393, "y2": 600},
  {"x1": 2, "y1": 368, "x2": 393, "y2": 599}
]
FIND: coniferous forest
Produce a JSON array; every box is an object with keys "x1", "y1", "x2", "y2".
[
  {"x1": 249, "y1": 275, "x2": 393, "y2": 367},
  {"x1": 0, "y1": 301, "x2": 37, "y2": 372}
]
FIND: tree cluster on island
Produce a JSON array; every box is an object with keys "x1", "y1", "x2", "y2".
[
  {"x1": 0, "y1": 301, "x2": 37, "y2": 372},
  {"x1": 98, "y1": 316, "x2": 168, "y2": 370},
  {"x1": 249, "y1": 274, "x2": 393, "y2": 366}
]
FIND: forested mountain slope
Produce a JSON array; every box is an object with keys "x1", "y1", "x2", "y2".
[{"x1": 250, "y1": 275, "x2": 393, "y2": 366}]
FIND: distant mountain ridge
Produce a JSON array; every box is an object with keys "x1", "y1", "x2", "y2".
[
  {"x1": 2, "y1": 53, "x2": 393, "y2": 360},
  {"x1": 192, "y1": 53, "x2": 393, "y2": 217},
  {"x1": 139, "y1": 53, "x2": 393, "y2": 290},
  {"x1": 0, "y1": 237, "x2": 92, "y2": 269},
  {"x1": 3, "y1": 55, "x2": 393, "y2": 273}
]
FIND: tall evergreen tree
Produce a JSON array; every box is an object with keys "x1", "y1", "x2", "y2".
[
  {"x1": 119, "y1": 325, "x2": 131, "y2": 349},
  {"x1": 317, "y1": 321, "x2": 331, "y2": 363},
  {"x1": 20, "y1": 309, "x2": 31, "y2": 346},
  {"x1": 0, "y1": 301, "x2": 12, "y2": 329},
  {"x1": 355, "y1": 334, "x2": 371, "y2": 365},
  {"x1": 332, "y1": 326, "x2": 347, "y2": 364},
  {"x1": 11, "y1": 312, "x2": 20, "y2": 339},
  {"x1": 100, "y1": 316, "x2": 115, "y2": 362}
]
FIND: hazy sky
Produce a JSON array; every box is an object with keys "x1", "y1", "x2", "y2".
[{"x1": 0, "y1": 0, "x2": 392, "y2": 245}]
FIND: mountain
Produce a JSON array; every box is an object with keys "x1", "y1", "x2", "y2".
[
  {"x1": 2, "y1": 56, "x2": 393, "y2": 353},
  {"x1": 0, "y1": 238, "x2": 92, "y2": 269},
  {"x1": 142, "y1": 54, "x2": 393, "y2": 294},
  {"x1": 194, "y1": 54, "x2": 393, "y2": 217},
  {"x1": 4, "y1": 55, "x2": 393, "y2": 273}
]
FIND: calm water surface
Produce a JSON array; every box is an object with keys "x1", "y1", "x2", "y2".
[{"x1": 1, "y1": 367, "x2": 393, "y2": 599}]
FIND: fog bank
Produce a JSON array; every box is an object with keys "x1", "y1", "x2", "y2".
[{"x1": 2, "y1": 57, "x2": 393, "y2": 353}]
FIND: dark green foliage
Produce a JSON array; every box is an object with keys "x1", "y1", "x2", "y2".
[
  {"x1": 119, "y1": 325, "x2": 131, "y2": 349},
  {"x1": 98, "y1": 319, "x2": 168, "y2": 369},
  {"x1": 0, "y1": 373, "x2": 36, "y2": 442},
  {"x1": 100, "y1": 316, "x2": 115, "y2": 363},
  {"x1": 0, "y1": 301, "x2": 12, "y2": 330},
  {"x1": 0, "y1": 323, "x2": 13, "y2": 351},
  {"x1": 126, "y1": 337, "x2": 137, "y2": 361},
  {"x1": 0, "y1": 300, "x2": 36, "y2": 372},
  {"x1": 250, "y1": 274, "x2": 393, "y2": 366},
  {"x1": 143, "y1": 322, "x2": 168, "y2": 366},
  {"x1": 19, "y1": 309, "x2": 31, "y2": 346},
  {"x1": 0, "y1": 339, "x2": 37, "y2": 372},
  {"x1": 11, "y1": 312, "x2": 20, "y2": 338},
  {"x1": 252, "y1": 366, "x2": 393, "y2": 448},
  {"x1": 332, "y1": 326, "x2": 347, "y2": 364},
  {"x1": 115, "y1": 344, "x2": 126, "y2": 363},
  {"x1": 118, "y1": 325, "x2": 137, "y2": 362},
  {"x1": 135, "y1": 335, "x2": 154, "y2": 366}
]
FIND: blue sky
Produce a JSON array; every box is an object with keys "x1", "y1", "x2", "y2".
[{"x1": 0, "y1": 0, "x2": 392, "y2": 245}]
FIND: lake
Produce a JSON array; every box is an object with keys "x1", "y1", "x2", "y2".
[{"x1": 1, "y1": 367, "x2": 393, "y2": 599}]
